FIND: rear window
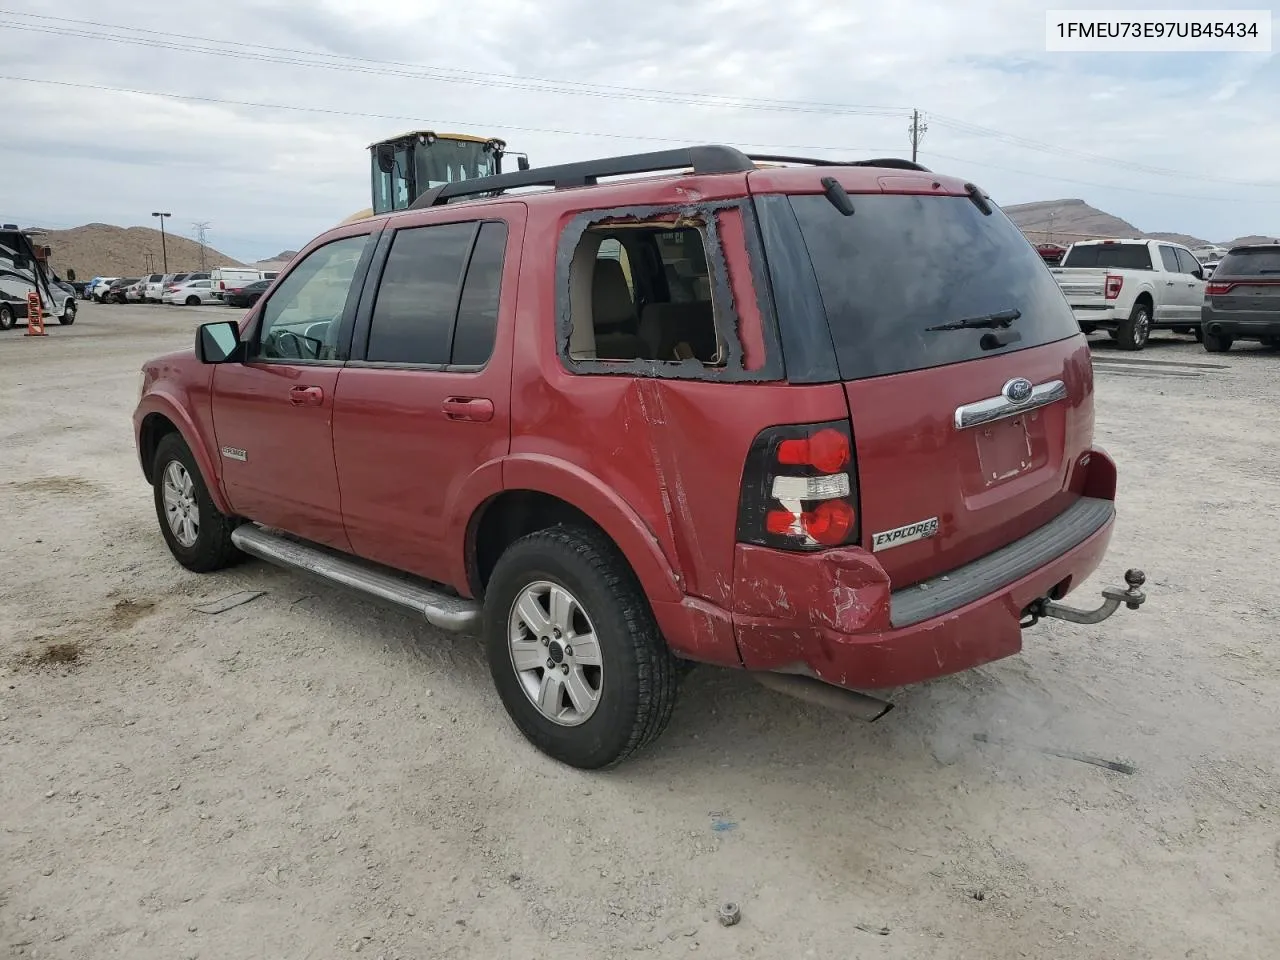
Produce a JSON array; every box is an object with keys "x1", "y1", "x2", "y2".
[
  {"x1": 1216, "y1": 247, "x2": 1280, "y2": 276},
  {"x1": 785, "y1": 194, "x2": 1080, "y2": 381},
  {"x1": 1061, "y1": 244, "x2": 1153, "y2": 270}
]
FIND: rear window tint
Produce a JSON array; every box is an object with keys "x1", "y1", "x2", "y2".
[
  {"x1": 1217, "y1": 248, "x2": 1280, "y2": 276},
  {"x1": 784, "y1": 194, "x2": 1080, "y2": 381},
  {"x1": 1061, "y1": 244, "x2": 1153, "y2": 270}
]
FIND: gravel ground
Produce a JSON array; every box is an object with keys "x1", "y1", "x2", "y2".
[{"x1": 2, "y1": 304, "x2": 1277, "y2": 960}]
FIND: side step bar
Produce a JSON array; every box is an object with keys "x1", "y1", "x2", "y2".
[{"x1": 230, "y1": 524, "x2": 481, "y2": 633}]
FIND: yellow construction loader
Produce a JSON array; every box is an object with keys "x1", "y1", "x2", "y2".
[{"x1": 340, "y1": 131, "x2": 528, "y2": 225}]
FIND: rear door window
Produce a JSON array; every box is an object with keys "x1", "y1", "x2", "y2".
[
  {"x1": 1158, "y1": 246, "x2": 1180, "y2": 272},
  {"x1": 783, "y1": 194, "x2": 1080, "y2": 381},
  {"x1": 1062, "y1": 244, "x2": 1153, "y2": 270},
  {"x1": 364, "y1": 220, "x2": 507, "y2": 367},
  {"x1": 1216, "y1": 248, "x2": 1280, "y2": 276}
]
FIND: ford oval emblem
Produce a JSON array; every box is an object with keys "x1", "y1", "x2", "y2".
[{"x1": 1003, "y1": 378, "x2": 1034, "y2": 404}]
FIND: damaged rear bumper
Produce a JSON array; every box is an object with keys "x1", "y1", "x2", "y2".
[{"x1": 732, "y1": 496, "x2": 1143, "y2": 691}]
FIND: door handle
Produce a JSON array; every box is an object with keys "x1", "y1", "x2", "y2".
[
  {"x1": 289, "y1": 385, "x2": 324, "y2": 406},
  {"x1": 442, "y1": 396, "x2": 494, "y2": 422}
]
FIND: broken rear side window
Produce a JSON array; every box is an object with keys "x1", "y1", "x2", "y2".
[{"x1": 565, "y1": 218, "x2": 727, "y2": 367}]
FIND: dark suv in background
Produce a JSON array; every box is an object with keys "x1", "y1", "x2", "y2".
[{"x1": 1202, "y1": 244, "x2": 1280, "y2": 352}]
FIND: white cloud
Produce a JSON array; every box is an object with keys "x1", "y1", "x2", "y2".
[{"x1": 2, "y1": 0, "x2": 1278, "y2": 259}]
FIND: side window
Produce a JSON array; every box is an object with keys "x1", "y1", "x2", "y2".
[
  {"x1": 451, "y1": 222, "x2": 508, "y2": 366},
  {"x1": 256, "y1": 234, "x2": 369, "y2": 362},
  {"x1": 567, "y1": 220, "x2": 723, "y2": 366},
  {"x1": 1158, "y1": 245, "x2": 1180, "y2": 272},
  {"x1": 366, "y1": 222, "x2": 475, "y2": 365},
  {"x1": 1174, "y1": 248, "x2": 1201, "y2": 275}
]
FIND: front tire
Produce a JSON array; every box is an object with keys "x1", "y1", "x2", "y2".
[
  {"x1": 1115, "y1": 302, "x2": 1151, "y2": 351},
  {"x1": 484, "y1": 525, "x2": 678, "y2": 769},
  {"x1": 152, "y1": 433, "x2": 243, "y2": 572},
  {"x1": 59, "y1": 302, "x2": 76, "y2": 325}
]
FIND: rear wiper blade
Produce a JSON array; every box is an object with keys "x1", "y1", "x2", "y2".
[{"x1": 926, "y1": 308, "x2": 1021, "y2": 332}]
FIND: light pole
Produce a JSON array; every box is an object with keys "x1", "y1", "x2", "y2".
[{"x1": 151, "y1": 212, "x2": 171, "y2": 273}]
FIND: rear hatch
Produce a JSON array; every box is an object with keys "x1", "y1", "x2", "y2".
[
  {"x1": 1207, "y1": 247, "x2": 1280, "y2": 319},
  {"x1": 762, "y1": 177, "x2": 1092, "y2": 588}
]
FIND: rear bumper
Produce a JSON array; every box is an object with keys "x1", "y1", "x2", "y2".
[
  {"x1": 1201, "y1": 305, "x2": 1280, "y2": 339},
  {"x1": 1069, "y1": 305, "x2": 1124, "y2": 328},
  {"x1": 731, "y1": 495, "x2": 1117, "y2": 691}
]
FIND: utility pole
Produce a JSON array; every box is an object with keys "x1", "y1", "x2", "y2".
[
  {"x1": 151, "y1": 211, "x2": 171, "y2": 272},
  {"x1": 143, "y1": 252, "x2": 155, "y2": 273},
  {"x1": 908, "y1": 109, "x2": 928, "y2": 164},
  {"x1": 193, "y1": 221, "x2": 211, "y2": 272}
]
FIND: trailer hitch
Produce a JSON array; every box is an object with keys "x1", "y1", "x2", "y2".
[{"x1": 1023, "y1": 569, "x2": 1146, "y2": 627}]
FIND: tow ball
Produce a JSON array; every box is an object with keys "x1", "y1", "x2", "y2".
[{"x1": 1023, "y1": 569, "x2": 1147, "y2": 627}]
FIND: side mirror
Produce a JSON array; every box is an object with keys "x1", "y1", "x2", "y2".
[
  {"x1": 517, "y1": 156, "x2": 531, "y2": 171},
  {"x1": 1193, "y1": 268, "x2": 1204, "y2": 279},
  {"x1": 196, "y1": 320, "x2": 243, "y2": 364}
]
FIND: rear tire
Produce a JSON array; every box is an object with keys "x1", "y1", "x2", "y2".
[
  {"x1": 152, "y1": 433, "x2": 243, "y2": 573},
  {"x1": 186, "y1": 295, "x2": 200, "y2": 306},
  {"x1": 1202, "y1": 329, "x2": 1233, "y2": 353},
  {"x1": 1115, "y1": 302, "x2": 1151, "y2": 351},
  {"x1": 483, "y1": 524, "x2": 679, "y2": 769},
  {"x1": 0, "y1": 304, "x2": 14, "y2": 331}
]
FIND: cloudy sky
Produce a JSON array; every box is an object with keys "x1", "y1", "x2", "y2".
[{"x1": 2, "y1": 0, "x2": 1277, "y2": 262}]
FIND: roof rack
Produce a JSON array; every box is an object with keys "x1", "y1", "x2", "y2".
[
  {"x1": 409, "y1": 145, "x2": 756, "y2": 209},
  {"x1": 407, "y1": 145, "x2": 930, "y2": 208},
  {"x1": 747, "y1": 154, "x2": 931, "y2": 172}
]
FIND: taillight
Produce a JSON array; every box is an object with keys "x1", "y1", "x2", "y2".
[
  {"x1": 737, "y1": 421, "x2": 860, "y2": 551},
  {"x1": 1205, "y1": 282, "x2": 1232, "y2": 295},
  {"x1": 1104, "y1": 275, "x2": 1123, "y2": 300}
]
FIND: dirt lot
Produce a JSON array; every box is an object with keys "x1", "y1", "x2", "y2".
[{"x1": 2, "y1": 303, "x2": 1278, "y2": 960}]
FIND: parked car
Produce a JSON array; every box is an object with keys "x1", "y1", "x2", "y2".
[
  {"x1": 1201, "y1": 244, "x2": 1280, "y2": 353},
  {"x1": 139, "y1": 274, "x2": 167, "y2": 302},
  {"x1": 133, "y1": 146, "x2": 1147, "y2": 769},
  {"x1": 222, "y1": 278, "x2": 272, "y2": 308},
  {"x1": 163, "y1": 279, "x2": 219, "y2": 305},
  {"x1": 90, "y1": 277, "x2": 120, "y2": 302},
  {"x1": 125, "y1": 280, "x2": 147, "y2": 302},
  {"x1": 1201, "y1": 260, "x2": 1220, "y2": 279},
  {"x1": 1050, "y1": 238, "x2": 1205, "y2": 349},
  {"x1": 106, "y1": 278, "x2": 138, "y2": 303},
  {"x1": 82, "y1": 277, "x2": 101, "y2": 300},
  {"x1": 209, "y1": 267, "x2": 262, "y2": 300}
]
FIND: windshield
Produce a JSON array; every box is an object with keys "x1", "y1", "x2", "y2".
[
  {"x1": 1216, "y1": 247, "x2": 1280, "y2": 276},
  {"x1": 416, "y1": 140, "x2": 497, "y2": 190},
  {"x1": 783, "y1": 194, "x2": 1080, "y2": 380},
  {"x1": 1061, "y1": 244, "x2": 1153, "y2": 270}
]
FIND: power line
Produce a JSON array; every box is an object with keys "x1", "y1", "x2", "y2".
[
  {"x1": 0, "y1": 75, "x2": 903, "y2": 156},
  {"x1": 3, "y1": 9, "x2": 1275, "y2": 189},
  {"x1": 5, "y1": 73, "x2": 1274, "y2": 208}
]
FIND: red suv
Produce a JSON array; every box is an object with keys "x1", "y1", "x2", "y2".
[{"x1": 133, "y1": 146, "x2": 1146, "y2": 768}]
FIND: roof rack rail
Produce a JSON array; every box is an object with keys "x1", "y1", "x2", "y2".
[
  {"x1": 409, "y1": 145, "x2": 757, "y2": 208},
  {"x1": 747, "y1": 153, "x2": 931, "y2": 172}
]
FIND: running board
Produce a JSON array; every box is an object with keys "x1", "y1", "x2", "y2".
[{"x1": 229, "y1": 524, "x2": 480, "y2": 633}]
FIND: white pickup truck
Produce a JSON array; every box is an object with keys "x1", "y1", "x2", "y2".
[{"x1": 1050, "y1": 239, "x2": 1206, "y2": 350}]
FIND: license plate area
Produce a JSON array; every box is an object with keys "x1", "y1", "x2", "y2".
[{"x1": 976, "y1": 414, "x2": 1045, "y2": 485}]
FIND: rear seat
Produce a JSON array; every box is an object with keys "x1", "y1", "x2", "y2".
[{"x1": 639, "y1": 302, "x2": 719, "y2": 362}]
